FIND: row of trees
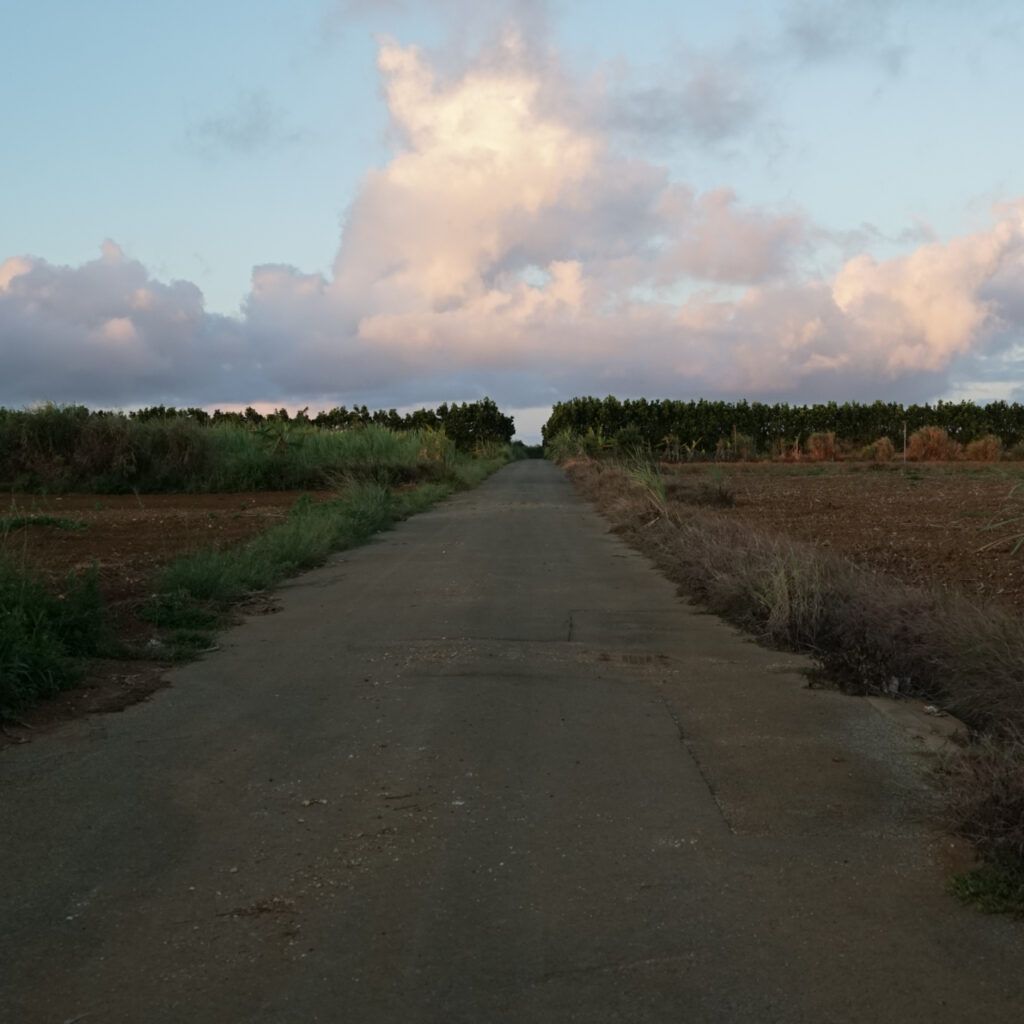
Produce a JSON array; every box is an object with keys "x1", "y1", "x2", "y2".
[
  {"x1": 43, "y1": 396, "x2": 516, "y2": 453},
  {"x1": 542, "y1": 397, "x2": 1024, "y2": 453}
]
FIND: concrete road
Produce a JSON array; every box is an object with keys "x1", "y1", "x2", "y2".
[{"x1": 2, "y1": 460, "x2": 1022, "y2": 1022}]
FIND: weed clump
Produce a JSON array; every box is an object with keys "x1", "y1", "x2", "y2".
[{"x1": 0, "y1": 561, "x2": 105, "y2": 712}]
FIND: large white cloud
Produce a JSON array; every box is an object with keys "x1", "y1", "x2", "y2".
[{"x1": 3, "y1": 28, "x2": 1024, "y2": 419}]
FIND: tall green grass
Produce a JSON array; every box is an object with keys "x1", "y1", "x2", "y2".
[
  {"x1": 0, "y1": 560, "x2": 105, "y2": 712},
  {"x1": 0, "y1": 404, "x2": 473, "y2": 493}
]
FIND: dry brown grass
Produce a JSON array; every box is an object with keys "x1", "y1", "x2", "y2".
[
  {"x1": 561, "y1": 454, "x2": 1024, "y2": 899},
  {"x1": 907, "y1": 425, "x2": 962, "y2": 461},
  {"x1": 942, "y1": 733, "x2": 1024, "y2": 865},
  {"x1": 805, "y1": 430, "x2": 837, "y2": 461},
  {"x1": 965, "y1": 435, "x2": 1003, "y2": 462},
  {"x1": 664, "y1": 467, "x2": 736, "y2": 508},
  {"x1": 861, "y1": 436, "x2": 895, "y2": 461}
]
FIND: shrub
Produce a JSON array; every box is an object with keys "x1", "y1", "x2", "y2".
[
  {"x1": 613, "y1": 424, "x2": 647, "y2": 454},
  {"x1": 944, "y1": 734, "x2": 1024, "y2": 912},
  {"x1": 715, "y1": 432, "x2": 756, "y2": 462},
  {"x1": 965, "y1": 435, "x2": 1002, "y2": 462},
  {"x1": 907, "y1": 425, "x2": 961, "y2": 461},
  {"x1": 865, "y1": 436, "x2": 895, "y2": 461},
  {"x1": 805, "y1": 431, "x2": 837, "y2": 461}
]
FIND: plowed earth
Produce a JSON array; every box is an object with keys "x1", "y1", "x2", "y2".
[
  {"x1": 666, "y1": 461, "x2": 1024, "y2": 613},
  {"x1": 1, "y1": 490, "x2": 331, "y2": 734}
]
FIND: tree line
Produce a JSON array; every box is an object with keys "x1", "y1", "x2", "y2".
[
  {"x1": 3, "y1": 396, "x2": 515, "y2": 453},
  {"x1": 542, "y1": 396, "x2": 1024, "y2": 454}
]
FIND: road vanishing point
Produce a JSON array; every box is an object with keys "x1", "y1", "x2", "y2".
[{"x1": 3, "y1": 460, "x2": 1024, "y2": 1022}]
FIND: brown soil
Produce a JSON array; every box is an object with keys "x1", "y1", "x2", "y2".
[
  {"x1": 664, "y1": 461, "x2": 1024, "y2": 613},
  {"x1": 1, "y1": 490, "x2": 332, "y2": 740}
]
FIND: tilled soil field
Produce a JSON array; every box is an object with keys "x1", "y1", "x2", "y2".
[
  {"x1": 1, "y1": 490, "x2": 332, "y2": 731},
  {"x1": 666, "y1": 461, "x2": 1024, "y2": 613},
  {"x1": 2, "y1": 490, "x2": 332, "y2": 617}
]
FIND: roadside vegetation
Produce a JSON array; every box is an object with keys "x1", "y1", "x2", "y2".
[
  {"x1": 1, "y1": 399, "x2": 518, "y2": 718},
  {"x1": 0, "y1": 397, "x2": 515, "y2": 493},
  {"x1": 141, "y1": 453, "x2": 506, "y2": 662},
  {"x1": 0, "y1": 559, "x2": 106, "y2": 712},
  {"x1": 545, "y1": 412, "x2": 1024, "y2": 916}
]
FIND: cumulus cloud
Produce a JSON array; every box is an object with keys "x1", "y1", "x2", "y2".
[
  {"x1": 4, "y1": 29, "x2": 1024, "y2": 422},
  {"x1": 0, "y1": 242, "x2": 249, "y2": 407}
]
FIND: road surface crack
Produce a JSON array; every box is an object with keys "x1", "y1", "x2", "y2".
[{"x1": 658, "y1": 694, "x2": 736, "y2": 833}]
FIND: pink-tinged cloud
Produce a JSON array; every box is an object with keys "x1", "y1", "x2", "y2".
[{"x1": 3, "y1": 31, "x2": 1024, "y2": 417}]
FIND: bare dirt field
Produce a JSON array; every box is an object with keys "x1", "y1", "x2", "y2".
[
  {"x1": 1, "y1": 490, "x2": 331, "y2": 730},
  {"x1": 666, "y1": 461, "x2": 1024, "y2": 613}
]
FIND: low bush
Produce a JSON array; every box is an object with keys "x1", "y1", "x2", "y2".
[
  {"x1": 715, "y1": 432, "x2": 756, "y2": 462},
  {"x1": 943, "y1": 734, "x2": 1024, "y2": 869},
  {"x1": 907, "y1": 425, "x2": 962, "y2": 461},
  {"x1": 805, "y1": 431, "x2": 837, "y2": 461},
  {"x1": 860, "y1": 437, "x2": 895, "y2": 461},
  {"x1": 965, "y1": 435, "x2": 1003, "y2": 462}
]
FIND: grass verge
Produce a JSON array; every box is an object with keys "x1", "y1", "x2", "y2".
[
  {"x1": 2, "y1": 449, "x2": 513, "y2": 715},
  {"x1": 140, "y1": 460, "x2": 508, "y2": 658},
  {"x1": 0, "y1": 560, "x2": 106, "y2": 713},
  {"x1": 557, "y1": 454, "x2": 1024, "y2": 915}
]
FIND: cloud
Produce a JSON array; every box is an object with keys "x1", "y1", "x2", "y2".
[
  {"x1": 324, "y1": 0, "x2": 552, "y2": 61},
  {"x1": 4, "y1": 29, "x2": 1024, "y2": 423},
  {"x1": 781, "y1": 0, "x2": 909, "y2": 72},
  {"x1": 603, "y1": 58, "x2": 760, "y2": 147},
  {"x1": 186, "y1": 90, "x2": 303, "y2": 158},
  {"x1": 0, "y1": 242, "x2": 249, "y2": 407}
]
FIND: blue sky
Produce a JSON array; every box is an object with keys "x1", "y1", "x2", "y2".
[{"x1": 3, "y1": 0, "x2": 1024, "y2": 440}]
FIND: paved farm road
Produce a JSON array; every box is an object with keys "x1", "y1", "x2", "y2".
[{"x1": 3, "y1": 461, "x2": 1024, "y2": 1022}]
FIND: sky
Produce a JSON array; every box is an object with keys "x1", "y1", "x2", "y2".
[{"x1": 2, "y1": 0, "x2": 1024, "y2": 441}]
